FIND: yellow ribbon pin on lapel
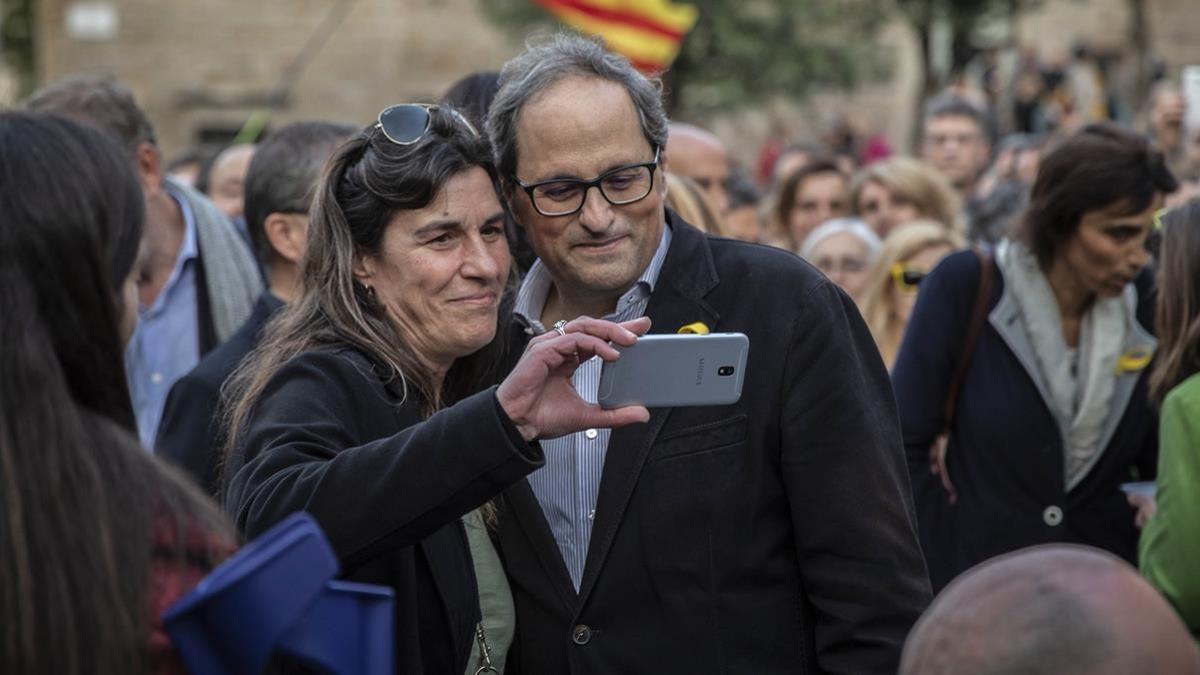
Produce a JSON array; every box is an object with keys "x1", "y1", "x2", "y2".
[
  {"x1": 1115, "y1": 346, "x2": 1153, "y2": 375},
  {"x1": 677, "y1": 322, "x2": 710, "y2": 335}
]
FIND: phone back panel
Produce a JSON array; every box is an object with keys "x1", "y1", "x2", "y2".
[{"x1": 598, "y1": 333, "x2": 749, "y2": 409}]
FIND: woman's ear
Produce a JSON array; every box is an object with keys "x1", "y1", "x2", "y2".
[{"x1": 352, "y1": 251, "x2": 374, "y2": 283}]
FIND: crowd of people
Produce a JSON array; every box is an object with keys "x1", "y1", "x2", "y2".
[{"x1": 3, "y1": 29, "x2": 1200, "y2": 675}]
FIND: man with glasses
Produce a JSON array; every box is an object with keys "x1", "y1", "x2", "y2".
[
  {"x1": 920, "y1": 95, "x2": 994, "y2": 202},
  {"x1": 487, "y1": 33, "x2": 931, "y2": 675}
]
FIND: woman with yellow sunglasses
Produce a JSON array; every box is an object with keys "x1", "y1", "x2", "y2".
[{"x1": 858, "y1": 221, "x2": 964, "y2": 369}]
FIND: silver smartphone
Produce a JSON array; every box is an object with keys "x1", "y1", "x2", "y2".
[{"x1": 598, "y1": 333, "x2": 749, "y2": 409}]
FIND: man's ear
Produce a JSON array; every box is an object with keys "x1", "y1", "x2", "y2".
[
  {"x1": 656, "y1": 148, "x2": 670, "y2": 197},
  {"x1": 264, "y1": 213, "x2": 308, "y2": 265},
  {"x1": 135, "y1": 141, "x2": 164, "y2": 195}
]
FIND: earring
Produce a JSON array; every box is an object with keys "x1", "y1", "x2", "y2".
[{"x1": 366, "y1": 285, "x2": 378, "y2": 303}]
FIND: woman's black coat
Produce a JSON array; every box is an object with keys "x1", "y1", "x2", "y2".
[
  {"x1": 893, "y1": 250, "x2": 1158, "y2": 591},
  {"x1": 224, "y1": 347, "x2": 543, "y2": 673}
]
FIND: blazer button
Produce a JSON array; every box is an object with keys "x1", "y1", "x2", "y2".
[
  {"x1": 572, "y1": 624, "x2": 592, "y2": 645},
  {"x1": 1043, "y1": 505, "x2": 1063, "y2": 527}
]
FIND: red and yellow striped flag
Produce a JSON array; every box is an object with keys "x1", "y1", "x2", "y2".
[{"x1": 533, "y1": 0, "x2": 699, "y2": 73}]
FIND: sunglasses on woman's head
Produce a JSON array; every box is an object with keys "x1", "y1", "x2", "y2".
[
  {"x1": 375, "y1": 103, "x2": 478, "y2": 145},
  {"x1": 891, "y1": 263, "x2": 928, "y2": 292}
]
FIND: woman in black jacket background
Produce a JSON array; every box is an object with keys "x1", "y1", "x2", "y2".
[{"x1": 893, "y1": 124, "x2": 1177, "y2": 591}]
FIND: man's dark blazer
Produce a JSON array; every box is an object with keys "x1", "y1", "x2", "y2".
[
  {"x1": 497, "y1": 213, "x2": 933, "y2": 675},
  {"x1": 157, "y1": 292, "x2": 284, "y2": 494}
]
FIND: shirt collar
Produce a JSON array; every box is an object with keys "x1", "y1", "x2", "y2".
[
  {"x1": 513, "y1": 219, "x2": 672, "y2": 332},
  {"x1": 141, "y1": 185, "x2": 199, "y2": 316},
  {"x1": 167, "y1": 184, "x2": 199, "y2": 265}
]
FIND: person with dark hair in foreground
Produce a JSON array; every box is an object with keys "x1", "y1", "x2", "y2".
[
  {"x1": 221, "y1": 105, "x2": 652, "y2": 674},
  {"x1": 0, "y1": 111, "x2": 234, "y2": 675},
  {"x1": 156, "y1": 120, "x2": 355, "y2": 494},
  {"x1": 894, "y1": 123, "x2": 1179, "y2": 592},
  {"x1": 486, "y1": 33, "x2": 930, "y2": 674},
  {"x1": 900, "y1": 545, "x2": 1200, "y2": 674}
]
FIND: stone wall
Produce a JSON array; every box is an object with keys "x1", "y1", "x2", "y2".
[{"x1": 27, "y1": 0, "x2": 1200, "y2": 167}]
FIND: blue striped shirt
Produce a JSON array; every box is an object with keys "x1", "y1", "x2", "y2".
[{"x1": 513, "y1": 225, "x2": 672, "y2": 589}]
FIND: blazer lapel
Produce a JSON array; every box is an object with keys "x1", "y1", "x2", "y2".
[
  {"x1": 1097, "y1": 285, "x2": 1158, "y2": 454},
  {"x1": 577, "y1": 216, "x2": 720, "y2": 603},
  {"x1": 501, "y1": 478, "x2": 578, "y2": 612},
  {"x1": 496, "y1": 322, "x2": 578, "y2": 608}
]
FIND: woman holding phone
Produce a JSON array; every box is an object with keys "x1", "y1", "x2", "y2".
[{"x1": 221, "y1": 104, "x2": 649, "y2": 674}]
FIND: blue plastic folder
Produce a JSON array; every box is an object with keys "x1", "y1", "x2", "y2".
[{"x1": 162, "y1": 512, "x2": 395, "y2": 675}]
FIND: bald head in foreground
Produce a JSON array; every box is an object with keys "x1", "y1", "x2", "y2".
[{"x1": 901, "y1": 544, "x2": 1200, "y2": 675}]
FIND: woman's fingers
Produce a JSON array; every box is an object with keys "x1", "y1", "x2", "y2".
[
  {"x1": 618, "y1": 316, "x2": 652, "y2": 338},
  {"x1": 564, "y1": 316, "x2": 642, "y2": 346},
  {"x1": 529, "y1": 316, "x2": 647, "y2": 348},
  {"x1": 579, "y1": 404, "x2": 650, "y2": 429}
]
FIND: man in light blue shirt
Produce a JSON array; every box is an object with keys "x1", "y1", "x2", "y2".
[
  {"x1": 26, "y1": 76, "x2": 262, "y2": 448},
  {"x1": 124, "y1": 183, "x2": 201, "y2": 447}
]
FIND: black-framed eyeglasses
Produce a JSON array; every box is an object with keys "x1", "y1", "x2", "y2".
[
  {"x1": 514, "y1": 147, "x2": 660, "y2": 217},
  {"x1": 375, "y1": 103, "x2": 478, "y2": 145}
]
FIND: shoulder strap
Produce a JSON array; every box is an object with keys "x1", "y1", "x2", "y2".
[{"x1": 941, "y1": 246, "x2": 995, "y2": 430}]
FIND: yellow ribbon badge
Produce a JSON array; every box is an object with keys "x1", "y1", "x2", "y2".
[
  {"x1": 1115, "y1": 346, "x2": 1154, "y2": 375},
  {"x1": 677, "y1": 322, "x2": 710, "y2": 335}
]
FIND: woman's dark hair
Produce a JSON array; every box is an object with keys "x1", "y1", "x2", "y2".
[
  {"x1": 1150, "y1": 199, "x2": 1200, "y2": 407},
  {"x1": 222, "y1": 106, "x2": 513, "y2": 474},
  {"x1": 0, "y1": 112, "x2": 142, "y2": 428},
  {"x1": 440, "y1": 71, "x2": 501, "y2": 131},
  {"x1": 0, "y1": 111, "x2": 232, "y2": 674},
  {"x1": 1018, "y1": 123, "x2": 1178, "y2": 267}
]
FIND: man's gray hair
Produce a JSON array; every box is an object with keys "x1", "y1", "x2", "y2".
[
  {"x1": 25, "y1": 75, "x2": 157, "y2": 154},
  {"x1": 486, "y1": 32, "x2": 669, "y2": 180}
]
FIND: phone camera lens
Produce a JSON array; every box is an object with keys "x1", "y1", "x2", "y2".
[{"x1": 718, "y1": 366, "x2": 735, "y2": 377}]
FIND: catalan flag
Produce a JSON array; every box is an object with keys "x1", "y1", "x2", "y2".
[{"x1": 533, "y1": 0, "x2": 699, "y2": 73}]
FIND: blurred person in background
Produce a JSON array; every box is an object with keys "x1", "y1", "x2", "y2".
[
  {"x1": 901, "y1": 545, "x2": 1200, "y2": 675},
  {"x1": 1140, "y1": 199, "x2": 1200, "y2": 638},
  {"x1": 851, "y1": 156, "x2": 964, "y2": 238},
  {"x1": 770, "y1": 158, "x2": 850, "y2": 250},
  {"x1": 441, "y1": 71, "x2": 501, "y2": 130},
  {"x1": 858, "y1": 221, "x2": 964, "y2": 370},
  {"x1": 156, "y1": 121, "x2": 354, "y2": 495},
  {"x1": 221, "y1": 105, "x2": 651, "y2": 674},
  {"x1": 0, "y1": 111, "x2": 234, "y2": 675},
  {"x1": 25, "y1": 76, "x2": 262, "y2": 449},
  {"x1": 921, "y1": 95, "x2": 994, "y2": 202},
  {"x1": 724, "y1": 168, "x2": 761, "y2": 242},
  {"x1": 667, "y1": 122, "x2": 731, "y2": 217},
  {"x1": 798, "y1": 217, "x2": 881, "y2": 302},
  {"x1": 894, "y1": 124, "x2": 1177, "y2": 592},
  {"x1": 204, "y1": 143, "x2": 256, "y2": 225},
  {"x1": 967, "y1": 133, "x2": 1046, "y2": 244},
  {"x1": 769, "y1": 140, "x2": 825, "y2": 189},
  {"x1": 442, "y1": 70, "x2": 537, "y2": 279},
  {"x1": 664, "y1": 171, "x2": 724, "y2": 236},
  {"x1": 1145, "y1": 81, "x2": 1188, "y2": 175},
  {"x1": 166, "y1": 144, "x2": 219, "y2": 188}
]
